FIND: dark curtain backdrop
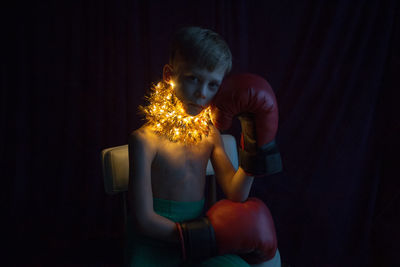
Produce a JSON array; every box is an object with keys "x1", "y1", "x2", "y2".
[{"x1": 3, "y1": 0, "x2": 399, "y2": 266}]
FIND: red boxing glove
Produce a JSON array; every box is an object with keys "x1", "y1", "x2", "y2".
[
  {"x1": 211, "y1": 73, "x2": 282, "y2": 176},
  {"x1": 207, "y1": 197, "x2": 278, "y2": 264},
  {"x1": 177, "y1": 198, "x2": 278, "y2": 264}
]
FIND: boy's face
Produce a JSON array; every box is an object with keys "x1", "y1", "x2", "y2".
[{"x1": 164, "y1": 60, "x2": 226, "y2": 116}]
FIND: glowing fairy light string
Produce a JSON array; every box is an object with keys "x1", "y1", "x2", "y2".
[{"x1": 139, "y1": 81, "x2": 212, "y2": 144}]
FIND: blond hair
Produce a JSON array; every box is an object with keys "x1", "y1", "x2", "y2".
[{"x1": 169, "y1": 27, "x2": 232, "y2": 75}]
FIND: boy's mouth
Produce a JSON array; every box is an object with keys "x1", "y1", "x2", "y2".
[
  {"x1": 185, "y1": 103, "x2": 205, "y2": 116},
  {"x1": 187, "y1": 103, "x2": 204, "y2": 111},
  {"x1": 188, "y1": 103, "x2": 204, "y2": 109}
]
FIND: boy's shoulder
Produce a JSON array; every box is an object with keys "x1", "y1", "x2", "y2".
[
  {"x1": 208, "y1": 124, "x2": 222, "y2": 143},
  {"x1": 129, "y1": 125, "x2": 159, "y2": 151},
  {"x1": 130, "y1": 125, "x2": 153, "y2": 139}
]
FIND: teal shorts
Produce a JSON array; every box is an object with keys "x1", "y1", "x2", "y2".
[{"x1": 124, "y1": 197, "x2": 250, "y2": 267}]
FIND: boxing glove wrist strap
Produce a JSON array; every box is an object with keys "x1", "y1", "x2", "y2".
[
  {"x1": 176, "y1": 222, "x2": 186, "y2": 261},
  {"x1": 239, "y1": 139, "x2": 283, "y2": 176},
  {"x1": 177, "y1": 217, "x2": 217, "y2": 262}
]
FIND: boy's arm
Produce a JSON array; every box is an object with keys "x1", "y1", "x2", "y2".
[
  {"x1": 210, "y1": 127, "x2": 254, "y2": 202},
  {"x1": 211, "y1": 73, "x2": 282, "y2": 177},
  {"x1": 127, "y1": 129, "x2": 179, "y2": 243}
]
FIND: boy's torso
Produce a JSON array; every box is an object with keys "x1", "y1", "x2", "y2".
[{"x1": 140, "y1": 125, "x2": 215, "y2": 202}]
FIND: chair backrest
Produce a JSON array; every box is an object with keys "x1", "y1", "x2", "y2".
[{"x1": 101, "y1": 134, "x2": 238, "y2": 195}]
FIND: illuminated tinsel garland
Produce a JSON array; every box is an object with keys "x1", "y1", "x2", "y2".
[{"x1": 139, "y1": 81, "x2": 212, "y2": 144}]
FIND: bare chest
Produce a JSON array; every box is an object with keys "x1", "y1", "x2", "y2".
[{"x1": 150, "y1": 138, "x2": 213, "y2": 201}]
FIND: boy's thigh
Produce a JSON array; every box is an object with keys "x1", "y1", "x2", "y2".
[
  {"x1": 196, "y1": 250, "x2": 281, "y2": 267},
  {"x1": 195, "y1": 254, "x2": 250, "y2": 267},
  {"x1": 195, "y1": 249, "x2": 281, "y2": 267},
  {"x1": 125, "y1": 237, "x2": 181, "y2": 267},
  {"x1": 126, "y1": 236, "x2": 280, "y2": 267}
]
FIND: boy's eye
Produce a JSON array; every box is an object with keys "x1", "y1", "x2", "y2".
[
  {"x1": 209, "y1": 82, "x2": 220, "y2": 90},
  {"x1": 187, "y1": 75, "x2": 199, "y2": 82}
]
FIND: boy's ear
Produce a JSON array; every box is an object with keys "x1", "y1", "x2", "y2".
[{"x1": 163, "y1": 64, "x2": 174, "y2": 83}]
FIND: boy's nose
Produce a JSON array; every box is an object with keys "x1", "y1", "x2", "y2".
[{"x1": 194, "y1": 85, "x2": 207, "y2": 99}]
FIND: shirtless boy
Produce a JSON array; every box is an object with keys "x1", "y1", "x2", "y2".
[{"x1": 126, "y1": 27, "x2": 281, "y2": 266}]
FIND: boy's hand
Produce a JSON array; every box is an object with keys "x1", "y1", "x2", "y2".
[
  {"x1": 176, "y1": 197, "x2": 278, "y2": 264},
  {"x1": 211, "y1": 73, "x2": 282, "y2": 176}
]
